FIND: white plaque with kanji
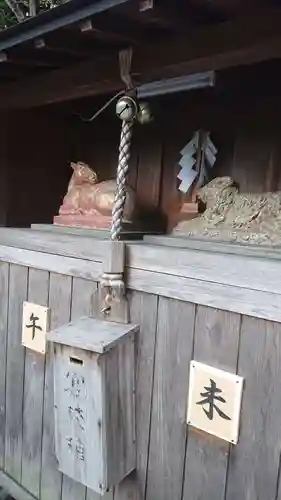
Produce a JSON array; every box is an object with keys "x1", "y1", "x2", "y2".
[
  {"x1": 187, "y1": 361, "x2": 243, "y2": 444},
  {"x1": 22, "y1": 301, "x2": 50, "y2": 354}
]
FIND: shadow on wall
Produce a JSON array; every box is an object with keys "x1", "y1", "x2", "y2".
[{"x1": 0, "y1": 488, "x2": 15, "y2": 500}]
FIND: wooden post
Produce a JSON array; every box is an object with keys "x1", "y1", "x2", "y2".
[
  {"x1": 29, "y1": 0, "x2": 39, "y2": 17},
  {"x1": 191, "y1": 130, "x2": 207, "y2": 201}
]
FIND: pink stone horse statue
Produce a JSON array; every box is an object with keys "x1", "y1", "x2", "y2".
[{"x1": 54, "y1": 161, "x2": 136, "y2": 229}]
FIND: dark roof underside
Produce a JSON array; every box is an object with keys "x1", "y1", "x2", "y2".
[{"x1": 0, "y1": 0, "x2": 277, "y2": 85}]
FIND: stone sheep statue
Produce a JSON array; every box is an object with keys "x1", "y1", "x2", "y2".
[{"x1": 174, "y1": 176, "x2": 281, "y2": 246}]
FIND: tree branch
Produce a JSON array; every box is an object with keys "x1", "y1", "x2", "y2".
[{"x1": 4, "y1": 0, "x2": 26, "y2": 22}]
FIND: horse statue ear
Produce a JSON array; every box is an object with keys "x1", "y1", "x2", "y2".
[{"x1": 71, "y1": 162, "x2": 77, "y2": 171}]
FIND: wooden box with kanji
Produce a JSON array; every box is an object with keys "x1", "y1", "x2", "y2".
[{"x1": 47, "y1": 316, "x2": 138, "y2": 495}]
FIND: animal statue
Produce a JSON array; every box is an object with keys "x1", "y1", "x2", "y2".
[
  {"x1": 174, "y1": 176, "x2": 281, "y2": 245},
  {"x1": 54, "y1": 161, "x2": 136, "y2": 228}
]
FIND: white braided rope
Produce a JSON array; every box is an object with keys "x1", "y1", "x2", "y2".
[
  {"x1": 100, "y1": 48, "x2": 133, "y2": 315},
  {"x1": 111, "y1": 120, "x2": 133, "y2": 240}
]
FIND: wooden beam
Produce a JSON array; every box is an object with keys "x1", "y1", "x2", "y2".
[
  {"x1": 34, "y1": 36, "x2": 101, "y2": 58},
  {"x1": 6, "y1": 43, "x2": 84, "y2": 69},
  {"x1": 1, "y1": 7, "x2": 281, "y2": 109},
  {"x1": 0, "y1": 0, "x2": 132, "y2": 52},
  {"x1": 189, "y1": 0, "x2": 253, "y2": 16},
  {"x1": 3, "y1": 56, "x2": 60, "y2": 69},
  {"x1": 78, "y1": 14, "x2": 144, "y2": 44},
  {"x1": 1, "y1": 48, "x2": 70, "y2": 68},
  {"x1": 122, "y1": 1, "x2": 187, "y2": 31}
]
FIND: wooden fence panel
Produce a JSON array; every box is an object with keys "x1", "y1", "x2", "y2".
[
  {"x1": 225, "y1": 317, "x2": 281, "y2": 500},
  {"x1": 2, "y1": 253, "x2": 281, "y2": 500},
  {"x1": 5, "y1": 264, "x2": 28, "y2": 482},
  {"x1": 86, "y1": 488, "x2": 113, "y2": 500},
  {"x1": 22, "y1": 269, "x2": 49, "y2": 497},
  {"x1": 115, "y1": 291, "x2": 159, "y2": 500},
  {"x1": 61, "y1": 474, "x2": 86, "y2": 500},
  {"x1": 41, "y1": 273, "x2": 72, "y2": 500},
  {"x1": 146, "y1": 297, "x2": 196, "y2": 500},
  {"x1": 183, "y1": 306, "x2": 241, "y2": 500},
  {"x1": 0, "y1": 263, "x2": 9, "y2": 468}
]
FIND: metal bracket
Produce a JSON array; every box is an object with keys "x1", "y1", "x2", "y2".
[
  {"x1": 92, "y1": 241, "x2": 129, "y2": 324},
  {"x1": 139, "y1": 0, "x2": 154, "y2": 12}
]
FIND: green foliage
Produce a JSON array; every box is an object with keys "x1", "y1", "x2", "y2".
[
  {"x1": 0, "y1": 0, "x2": 64, "y2": 29},
  {"x1": 0, "y1": 0, "x2": 15, "y2": 27}
]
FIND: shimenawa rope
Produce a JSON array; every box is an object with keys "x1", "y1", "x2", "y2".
[{"x1": 110, "y1": 48, "x2": 134, "y2": 241}]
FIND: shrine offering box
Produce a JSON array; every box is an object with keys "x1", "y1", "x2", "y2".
[{"x1": 47, "y1": 316, "x2": 138, "y2": 495}]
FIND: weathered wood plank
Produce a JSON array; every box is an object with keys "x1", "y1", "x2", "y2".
[
  {"x1": 113, "y1": 289, "x2": 160, "y2": 500},
  {"x1": 128, "y1": 244, "x2": 281, "y2": 296},
  {"x1": 4, "y1": 237, "x2": 281, "y2": 297},
  {"x1": 61, "y1": 277, "x2": 96, "y2": 500},
  {"x1": 2, "y1": 242, "x2": 281, "y2": 322},
  {"x1": 5, "y1": 264, "x2": 28, "y2": 481},
  {"x1": 128, "y1": 268, "x2": 281, "y2": 323},
  {"x1": 21, "y1": 269, "x2": 49, "y2": 497},
  {"x1": 48, "y1": 317, "x2": 138, "y2": 354},
  {"x1": 143, "y1": 234, "x2": 281, "y2": 259},
  {"x1": 0, "y1": 228, "x2": 105, "y2": 262},
  {"x1": 86, "y1": 487, "x2": 113, "y2": 500},
  {"x1": 225, "y1": 317, "x2": 281, "y2": 500},
  {"x1": 146, "y1": 297, "x2": 196, "y2": 500},
  {"x1": 71, "y1": 277, "x2": 97, "y2": 320},
  {"x1": 41, "y1": 273, "x2": 72, "y2": 500},
  {"x1": 103, "y1": 334, "x2": 136, "y2": 489},
  {"x1": 115, "y1": 291, "x2": 158, "y2": 500},
  {"x1": 276, "y1": 454, "x2": 281, "y2": 500},
  {"x1": 133, "y1": 291, "x2": 158, "y2": 497},
  {"x1": 31, "y1": 224, "x2": 144, "y2": 241},
  {"x1": 0, "y1": 245, "x2": 101, "y2": 281},
  {"x1": 61, "y1": 474, "x2": 86, "y2": 500},
  {"x1": 82, "y1": 269, "x2": 112, "y2": 500},
  {"x1": 114, "y1": 475, "x2": 142, "y2": 500},
  {"x1": 0, "y1": 263, "x2": 9, "y2": 468},
  {"x1": 183, "y1": 306, "x2": 241, "y2": 500},
  {"x1": 0, "y1": 469, "x2": 36, "y2": 500}
]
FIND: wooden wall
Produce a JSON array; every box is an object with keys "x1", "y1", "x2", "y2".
[
  {"x1": 1, "y1": 109, "x2": 73, "y2": 228},
  {"x1": 2, "y1": 59, "x2": 281, "y2": 231},
  {"x1": 0, "y1": 113, "x2": 9, "y2": 227},
  {"x1": 1, "y1": 248, "x2": 281, "y2": 500}
]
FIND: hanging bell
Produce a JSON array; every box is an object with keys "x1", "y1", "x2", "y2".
[
  {"x1": 137, "y1": 101, "x2": 153, "y2": 124},
  {"x1": 116, "y1": 95, "x2": 138, "y2": 122}
]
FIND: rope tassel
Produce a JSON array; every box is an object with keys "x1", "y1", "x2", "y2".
[{"x1": 111, "y1": 120, "x2": 134, "y2": 240}]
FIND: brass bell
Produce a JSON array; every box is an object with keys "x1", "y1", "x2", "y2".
[
  {"x1": 137, "y1": 101, "x2": 153, "y2": 124},
  {"x1": 116, "y1": 95, "x2": 138, "y2": 122}
]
